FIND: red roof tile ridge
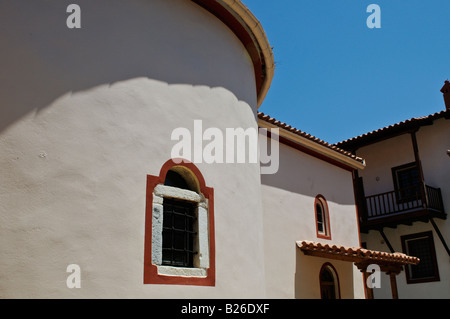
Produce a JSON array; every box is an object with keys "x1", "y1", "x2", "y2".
[
  {"x1": 257, "y1": 112, "x2": 365, "y2": 163},
  {"x1": 296, "y1": 240, "x2": 420, "y2": 264},
  {"x1": 336, "y1": 109, "x2": 449, "y2": 146}
]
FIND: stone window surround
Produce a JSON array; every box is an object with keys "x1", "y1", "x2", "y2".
[{"x1": 151, "y1": 184, "x2": 210, "y2": 278}]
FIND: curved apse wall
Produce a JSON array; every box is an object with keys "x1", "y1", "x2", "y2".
[{"x1": 0, "y1": 0, "x2": 267, "y2": 298}]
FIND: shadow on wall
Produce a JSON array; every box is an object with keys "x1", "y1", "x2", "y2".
[
  {"x1": 0, "y1": 0, "x2": 256, "y2": 133},
  {"x1": 295, "y1": 248, "x2": 358, "y2": 299},
  {"x1": 294, "y1": 248, "x2": 321, "y2": 299}
]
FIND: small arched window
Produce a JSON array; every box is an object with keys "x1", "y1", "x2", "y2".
[
  {"x1": 315, "y1": 195, "x2": 331, "y2": 239},
  {"x1": 319, "y1": 263, "x2": 340, "y2": 299}
]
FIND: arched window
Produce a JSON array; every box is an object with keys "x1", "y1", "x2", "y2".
[
  {"x1": 315, "y1": 195, "x2": 331, "y2": 240},
  {"x1": 144, "y1": 159, "x2": 215, "y2": 286},
  {"x1": 319, "y1": 263, "x2": 340, "y2": 299}
]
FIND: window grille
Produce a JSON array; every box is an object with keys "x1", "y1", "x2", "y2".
[
  {"x1": 401, "y1": 231, "x2": 440, "y2": 283},
  {"x1": 392, "y1": 163, "x2": 421, "y2": 202},
  {"x1": 162, "y1": 198, "x2": 197, "y2": 268}
]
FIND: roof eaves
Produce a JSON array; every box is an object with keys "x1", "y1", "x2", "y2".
[
  {"x1": 257, "y1": 112, "x2": 366, "y2": 169},
  {"x1": 192, "y1": 0, "x2": 275, "y2": 108},
  {"x1": 297, "y1": 240, "x2": 420, "y2": 265},
  {"x1": 336, "y1": 109, "x2": 450, "y2": 150}
]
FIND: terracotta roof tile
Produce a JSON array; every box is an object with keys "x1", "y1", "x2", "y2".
[
  {"x1": 257, "y1": 112, "x2": 365, "y2": 164},
  {"x1": 336, "y1": 110, "x2": 449, "y2": 149},
  {"x1": 297, "y1": 240, "x2": 420, "y2": 265}
]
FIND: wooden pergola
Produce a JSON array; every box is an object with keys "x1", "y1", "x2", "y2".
[{"x1": 297, "y1": 240, "x2": 420, "y2": 299}]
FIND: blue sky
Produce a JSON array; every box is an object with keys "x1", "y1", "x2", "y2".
[{"x1": 242, "y1": 0, "x2": 450, "y2": 144}]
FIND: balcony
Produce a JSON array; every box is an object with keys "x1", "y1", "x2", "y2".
[{"x1": 358, "y1": 183, "x2": 446, "y2": 232}]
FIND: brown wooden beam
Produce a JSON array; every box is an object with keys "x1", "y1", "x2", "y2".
[
  {"x1": 303, "y1": 250, "x2": 405, "y2": 275},
  {"x1": 301, "y1": 250, "x2": 361, "y2": 263},
  {"x1": 362, "y1": 271, "x2": 374, "y2": 299},
  {"x1": 379, "y1": 229, "x2": 395, "y2": 253},
  {"x1": 361, "y1": 208, "x2": 443, "y2": 229},
  {"x1": 389, "y1": 273, "x2": 399, "y2": 299},
  {"x1": 430, "y1": 218, "x2": 450, "y2": 256},
  {"x1": 410, "y1": 131, "x2": 428, "y2": 208}
]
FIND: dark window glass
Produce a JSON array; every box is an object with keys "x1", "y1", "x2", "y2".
[
  {"x1": 320, "y1": 268, "x2": 334, "y2": 282},
  {"x1": 164, "y1": 170, "x2": 190, "y2": 190},
  {"x1": 402, "y1": 231, "x2": 440, "y2": 283},
  {"x1": 393, "y1": 163, "x2": 421, "y2": 201},
  {"x1": 320, "y1": 267, "x2": 337, "y2": 299},
  {"x1": 162, "y1": 198, "x2": 197, "y2": 267},
  {"x1": 316, "y1": 203, "x2": 324, "y2": 233},
  {"x1": 408, "y1": 238, "x2": 434, "y2": 279},
  {"x1": 397, "y1": 167, "x2": 420, "y2": 189}
]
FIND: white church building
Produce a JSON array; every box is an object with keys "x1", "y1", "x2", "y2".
[{"x1": 0, "y1": 0, "x2": 421, "y2": 299}]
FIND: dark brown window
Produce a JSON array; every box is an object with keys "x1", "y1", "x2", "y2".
[
  {"x1": 319, "y1": 263, "x2": 340, "y2": 299},
  {"x1": 392, "y1": 162, "x2": 421, "y2": 202},
  {"x1": 401, "y1": 231, "x2": 440, "y2": 284}
]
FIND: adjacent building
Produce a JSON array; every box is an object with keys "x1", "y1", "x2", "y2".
[
  {"x1": 336, "y1": 82, "x2": 450, "y2": 299},
  {"x1": 258, "y1": 113, "x2": 419, "y2": 299}
]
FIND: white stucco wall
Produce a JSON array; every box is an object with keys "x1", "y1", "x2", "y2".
[
  {"x1": 357, "y1": 117, "x2": 450, "y2": 299},
  {"x1": 261, "y1": 141, "x2": 365, "y2": 299},
  {"x1": 0, "y1": 0, "x2": 266, "y2": 298},
  {"x1": 356, "y1": 133, "x2": 414, "y2": 197},
  {"x1": 363, "y1": 222, "x2": 449, "y2": 299},
  {"x1": 417, "y1": 118, "x2": 450, "y2": 219},
  {"x1": 356, "y1": 117, "x2": 449, "y2": 207}
]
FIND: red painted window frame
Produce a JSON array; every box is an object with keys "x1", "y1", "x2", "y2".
[
  {"x1": 143, "y1": 159, "x2": 215, "y2": 286},
  {"x1": 315, "y1": 195, "x2": 332, "y2": 240}
]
